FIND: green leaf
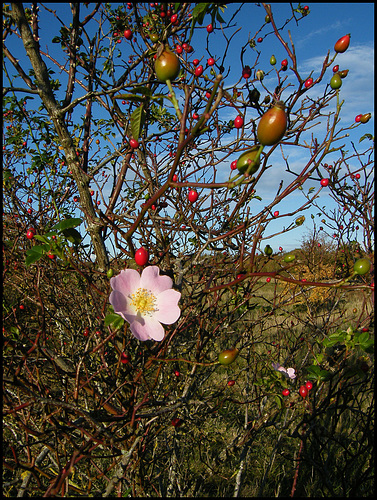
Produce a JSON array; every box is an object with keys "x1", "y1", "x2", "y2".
[
  {"x1": 34, "y1": 234, "x2": 51, "y2": 244},
  {"x1": 104, "y1": 313, "x2": 125, "y2": 331},
  {"x1": 359, "y1": 133, "x2": 373, "y2": 143},
  {"x1": 62, "y1": 227, "x2": 82, "y2": 245},
  {"x1": 192, "y1": 3, "x2": 210, "y2": 23},
  {"x1": 306, "y1": 364, "x2": 330, "y2": 381},
  {"x1": 50, "y1": 218, "x2": 82, "y2": 232},
  {"x1": 130, "y1": 105, "x2": 145, "y2": 141},
  {"x1": 25, "y1": 245, "x2": 49, "y2": 266}
]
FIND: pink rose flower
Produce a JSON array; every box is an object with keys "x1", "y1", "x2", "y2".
[
  {"x1": 272, "y1": 362, "x2": 296, "y2": 380},
  {"x1": 109, "y1": 266, "x2": 181, "y2": 341}
]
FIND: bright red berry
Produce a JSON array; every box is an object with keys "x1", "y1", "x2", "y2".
[
  {"x1": 299, "y1": 385, "x2": 308, "y2": 398},
  {"x1": 234, "y1": 115, "x2": 244, "y2": 129},
  {"x1": 192, "y1": 59, "x2": 199, "y2": 66},
  {"x1": 207, "y1": 57, "x2": 215, "y2": 66},
  {"x1": 174, "y1": 370, "x2": 180, "y2": 377},
  {"x1": 320, "y1": 178, "x2": 329, "y2": 187},
  {"x1": 333, "y1": 65, "x2": 339, "y2": 73},
  {"x1": 230, "y1": 160, "x2": 237, "y2": 170},
  {"x1": 305, "y1": 381, "x2": 313, "y2": 390},
  {"x1": 227, "y1": 380, "x2": 236, "y2": 386},
  {"x1": 266, "y1": 277, "x2": 271, "y2": 283},
  {"x1": 355, "y1": 114, "x2": 362, "y2": 122},
  {"x1": 257, "y1": 37, "x2": 263, "y2": 43},
  {"x1": 124, "y1": 29, "x2": 132, "y2": 40},
  {"x1": 130, "y1": 138, "x2": 139, "y2": 148},
  {"x1": 135, "y1": 247, "x2": 149, "y2": 266},
  {"x1": 195, "y1": 65, "x2": 203, "y2": 77},
  {"x1": 47, "y1": 253, "x2": 56, "y2": 260},
  {"x1": 273, "y1": 211, "x2": 279, "y2": 217},
  {"x1": 282, "y1": 389, "x2": 290, "y2": 396},
  {"x1": 26, "y1": 229, "x2": 35, "y2": 240},
  {"x1": 304, "y1": 77, "x2": 313, "y2": 88},
  {"x1": 188, "y1": 189, "x2": 198, "y2": 203},
  {"x1": 281, "y1": 59, "x2": 288, "y2": 67},
  {"x1": 170, "y1": 14, "x2": 177, "y2": 23},
  {"x1": 206, "y1": 24, "x2": 213, "y2": 33},
  {"x1": 176, "y1": 44, "x2": 183, "y2": 54}
]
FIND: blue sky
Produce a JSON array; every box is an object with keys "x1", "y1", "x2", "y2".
[{"x1": 4, "y1": 3, "x2": 374, "y2": 257}]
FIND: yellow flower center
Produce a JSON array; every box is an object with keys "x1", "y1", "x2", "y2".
[{"x1": 130, "y1": 288, "x2": 157, "y2": 316}]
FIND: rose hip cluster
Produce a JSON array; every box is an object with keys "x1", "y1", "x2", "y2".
[{"x1": 282, "y1": 380, "x2": 313, "y2": 397}]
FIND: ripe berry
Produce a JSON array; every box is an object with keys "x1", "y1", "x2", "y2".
[
  {"x1": 135, "y1": 247, "x2": 149, "y2": 266},
  {"x1": 281, "y1": 59, "x2": 288, "y2": 67},
  {"x1": 273, "y1": 211, "x2": 279, "y2": 217},
  {"x1": 124, "y1": 29, "x2": 133, "y2": 40},
  {"x1": 257, "y1": 37, "x2": 263, "y2": 43},
  {"x1": 170, "y1": 14, "x2": 177, "y2": 23},
  {"x1": 206, "y1": 24, "x2": 213, "y2": 33},
  {"x1": 188, "y1": 189, "x2": 198, "y2": 203},
  {"x1": 282, "y1": 389, "x2": 290, "y2": 396},
  {"x1": 266, "y1": 277, "x2": 271, "y2": 283},
  {"x1": 26, "y1": 229, "x2": 35, "y2": 240},
  {"x1": 207, "y1": 57, "x2": 215, "y2": 66},
  {"x1": 304, "y1": 77, "x2": 313, "y2": 88},
  {"x1": 195, "y1": 65, "x2": 203, "y2": 77},
  {"x1": 242, "y1": 66, "x2": 252, "y2": 79},
  {"x1": 299, "y1": 385, "x2": 308, "y2": 397},
  {"x1": 227, "y1": 380, "x2": 236, "y2": 386},
  {"x1": 176, "y1": 44, "x2": 183, "y2": 54},
  {"x1": 355, "y1": 114, "x2": 362, "y2": 122},
  {"x1": 121, "y1": 352, "x2": 131, "y2": 364},
  {"x1": 174, "y1": 370, "x2": 180, "y2": 377},
  {"x1": 320, "y1": 178, "x2": 329, "y2": 187},
  {"x1": 130, "y1": 138, "x2": 139, "y2": 148},
  {"x1": 305, "y1": 381, "x2": 313, "y2": 390},
  {"x1": 333, "y1": 65, "x2": 339, "y2": 73},
  {"x1": 234, "y1": 115, "x2": 244, "y2": 129},
  {"x1": 230, "y1": 160, "x2": 237, "y2": 170},
  {"x1": 47, "y1": 253, "x2": 56, "y2": 260},
  {"x1": 192, "y1": 59, "x2": 199, "y2": 66}
]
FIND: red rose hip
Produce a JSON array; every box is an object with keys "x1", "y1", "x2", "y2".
[{"x1": 135, "y1": 247, "x2": 149, "y2": 266}]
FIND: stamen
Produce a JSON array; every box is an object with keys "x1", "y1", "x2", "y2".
[{"x1": 130, "y1": 288, "x2": 157, "y2": 316}]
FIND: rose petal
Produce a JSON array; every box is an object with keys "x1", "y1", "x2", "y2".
[
  {"x1": 140, "y1": 266, "x2": 173, "y2": 294},
  {"x1": 154, "y1": 289, "x2": 181, "y2": 324},
  {"x1": 287, "y1": 368, "x2": 296, "y2": 379},
  {"x1": 109, "y1": 290, "x2": 128, "y2": 317},
  {"x1": 110, "y1": 269, "x2": 140, "y2": 295},
  {"x1": 130, "y1": 316, "x2": 165, "y2": 341}
]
